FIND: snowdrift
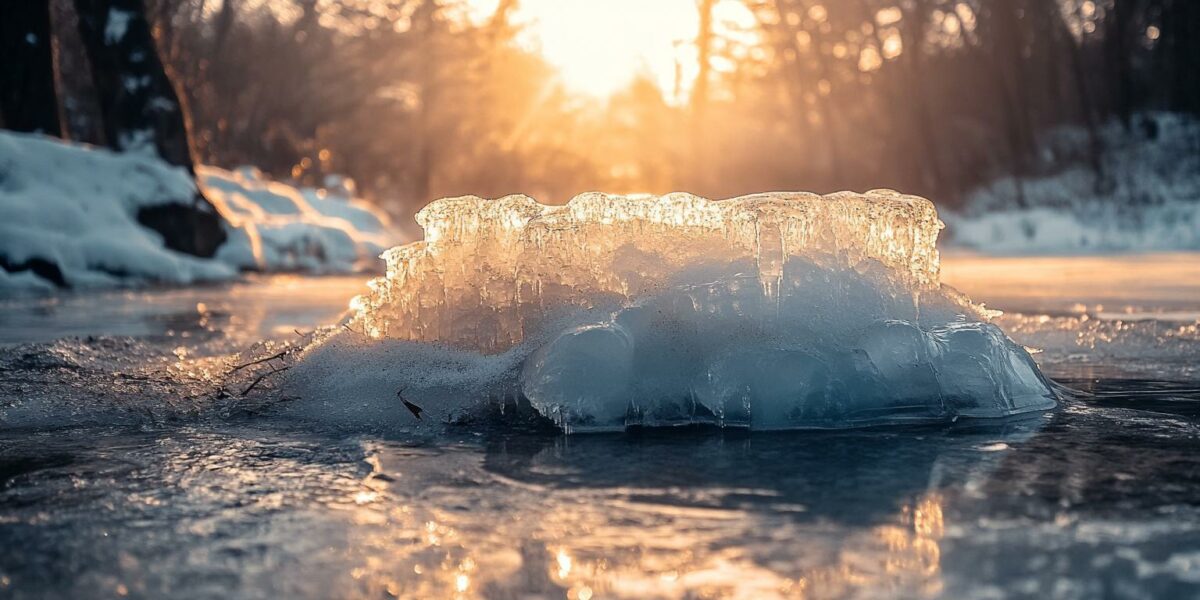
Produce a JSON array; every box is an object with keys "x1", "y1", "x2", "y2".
[
  {"x1": 201, "y1": 166, "x2": 394, "y2": 274},
  {"x1": 946, "y1": 113, "x2": 1200, "y2": 253},
  {"x1": 284, "y1": 191, "x2": 1057, "y2": 433},
  {"x1": 0, "y1": 131, "x2": 397, "y2": 291},
  {"x1": 0, "y1": 132, "x2": 234, "y2": 290}
]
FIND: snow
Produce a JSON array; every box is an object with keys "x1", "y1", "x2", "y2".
[
  {"x1": 945, "y1": 203, "x2": 1200, "y2": 253},
  {"x1": 285, "y1": 191, "x2": 1055, "y2": 433},
  {"x1": 201, "y1": 166, "x2": 395, "y2": 274},
  {"x1": 0, "y1": 132, "x2": 235, "y2": 289},
  {"x1": 104, "y1": 8, "x2": 132, "y2": 44},
  {"x1": 0, "y1": 268, "x2": 55, "y2": 293},
  {"x1": 947, "y1": 113, "x2": 1200, "y2": 253},
  {"x1": 0, "y1": 131, "x2": 398, "y2": 291}
]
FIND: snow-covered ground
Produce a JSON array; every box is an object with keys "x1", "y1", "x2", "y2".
[
  {"x1": 945, "y1": 113, "x2": 1200, "y2": 253},
  {"x1": 0, "y1": 131, "x2": 399, "y2": 292}
]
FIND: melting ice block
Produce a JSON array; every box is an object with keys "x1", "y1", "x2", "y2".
[
  {"x1": 353, "y1": 191, "x2": 943, "y2": 348},
  {"x1": 301, "y1": 190, "x2": 1054, "y2": 432}
]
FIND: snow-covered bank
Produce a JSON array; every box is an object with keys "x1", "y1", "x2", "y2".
[
  {"x1": 944, "y1": 202, "x2": 1200, "y2": 253},
  {"x1": 0, "y1": 131, "x2": 398, "y2": 291},
  {"x1": 201, "y1": 166, "x2": 394, "y2": 274},
  {"x1": 0, "y1": 132, "x2": 234, "y2": 291},
  {"x1": 946, "y1": 113, "x2": 1200, "y2": 253}
]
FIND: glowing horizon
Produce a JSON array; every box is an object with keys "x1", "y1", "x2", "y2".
[{"x1": 469, "y1": 0, "x2": 754, "y2": 101}]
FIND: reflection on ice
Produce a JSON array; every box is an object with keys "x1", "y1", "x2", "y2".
[
  {"x1": 328, "y1": 422, "x2": 1043, "y2": 599},
  {"x1": 288, "y1": 191, "x2": 1054, "y2": 432},
  {"x1": 7, "y1": 409, "x2": 1200, "y2": 599},
  {"x1": 530, "y1": 492, "x2": 946, "y2": 599}
]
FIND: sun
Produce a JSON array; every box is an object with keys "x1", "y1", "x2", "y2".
[
  {"x1": 468, "y1": 0, "x2": 751, "y2": 101},
  {"x1": 513, "y1": 0, "x2": 698, "y2": 98}
]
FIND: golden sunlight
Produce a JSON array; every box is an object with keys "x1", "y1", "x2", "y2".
[{"x1": 470, "y1": 0, "x2": 753, "y2": 100}]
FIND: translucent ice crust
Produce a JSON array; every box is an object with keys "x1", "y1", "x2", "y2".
[
  {"x1": 295, "y1": 191, "x2": 1055, "y2": 433},
  {"x1": 351, "y1": 190, "x2": 943, "y2": 350}
]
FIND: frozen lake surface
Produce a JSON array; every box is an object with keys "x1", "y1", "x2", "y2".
[{"x1": 1, "y1": 255, "x2": 1198, "y2": 598}]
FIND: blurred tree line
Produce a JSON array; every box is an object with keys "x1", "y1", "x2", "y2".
[{"x1": 6, "y1": 0, "x2": 1200, "y2": 222}]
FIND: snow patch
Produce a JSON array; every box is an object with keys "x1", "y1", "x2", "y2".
[
  {"x1": 104, "y1": 8, "x2": 132, "y2": 44},
  {"x1": 945, "y1": 202, "x2": 1200, "y2": 253},
  {"x1": 0, "y1": 132, "x2": 234, "y2": 289},
  {"x1": 0, "y1": 131, "x2": 398, "y2": 291},
  {"x1": 201, "y1": 165, "x2": 395, "y2": 274},
  {"x1": 948, "y1": 113, "x2": 1200, "y2": 253}
]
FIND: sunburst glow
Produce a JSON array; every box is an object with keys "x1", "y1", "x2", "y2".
[{"x1": 470, "y1": 0, "x2": 753, "y2": 100}]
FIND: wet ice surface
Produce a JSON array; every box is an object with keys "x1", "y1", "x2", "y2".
[
  {"x1": 1, "y1": 255, "x2": 1199, "y2": 598},
  {"x1": 2, "y1": 415, "x2": 1199, "y2": 599},
  {"x1": 943, "y1": 253, "x2": 1200, "y2": 383},
  {"x1": 0, "y1": 275, "x2": 362, "y2": 347}
]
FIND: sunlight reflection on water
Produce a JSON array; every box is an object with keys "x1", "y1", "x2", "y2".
[
  {"x1": 0, "y1": 275, "x2": 363, "y2": 347},
  {"x1": 308, "y1": 428, "x2": 1030, "y2": 599},
  {"x1": 941, "y1": 253, "x2": 1200, "y2": 316},
  {"x1": 2, "y1": 370, "x2": 1199, "y2": 599}
]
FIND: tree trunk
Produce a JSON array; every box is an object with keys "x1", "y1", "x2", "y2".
[
  {"x1": 691, "y1": 0, "x2": 715, "y2": 191},
  {"x1": 412, "y1": 0, "x2": 438, "y2": 205},
  {"x1": 0, "y1": 0, "x2": 64, "y2": 135},
  {"x1": 72, "y1": 0, "x2": 225, "y2": 257},
  {"x1": 807, "y1": 33, "x2": 844, "y2": 187},
  {"x1": 72, "y1": 0, "x2": 197, "y2": 169},
  {"x1": 1162, "y1": 0, "x2": 1200, "y2": 115},
  {"x1": 1062, "y1": 0, "x2": 1109, "y2": 193},
  {"x1": 1106, "y1": 0, "x2": 1136, "y2": 130},
  {"x1": 900, "y1": 0, "x2": 943, "y2": 197}
]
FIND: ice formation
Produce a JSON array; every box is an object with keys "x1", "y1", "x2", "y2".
[
  {"x1": 295, "y1": 190, "x2": 1055, "y2": 432},
  {"x1": 352, "y1": 191, "x2": 942, "y2": 349}
]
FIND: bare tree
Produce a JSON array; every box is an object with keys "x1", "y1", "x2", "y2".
[
  {"x1": 690, "y1": 0, "x2": 716, "y2": 187},
  {"x1": 83, "y1": 0, "x2": 1195, "y2": 213},
  {"x1": 73, "y1": 0, "x2": 197, "y2": 167},
  {"x1": 71, "y1": 0, "x2": 225, "y2": 256},
  {"x1": 0, "y1": 1, "x2": 63, "y2": 135},
  {"x1": 1060, "y1": 0, "x2": 1108, "y2": 192}
]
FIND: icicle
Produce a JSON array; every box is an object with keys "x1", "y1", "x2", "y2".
[{"x1": 347, "y1": 190, "x2": 944, "y2": 353}]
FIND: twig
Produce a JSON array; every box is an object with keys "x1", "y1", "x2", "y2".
[
  {"x1": 116, "y1": 372, "x2": 154, "y2": 382},
  {"x1": 241, "y1": 365, "x2": 291, "y2": 397},
  {"x1": 397, "y1": 387, "x2": 423, "y2": 420},
  {"x1": 228, "y1": 349, "x2": 290, "y2": 374}
]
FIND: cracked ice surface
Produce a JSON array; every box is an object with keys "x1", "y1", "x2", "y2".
[{"x1": 293, "y1": 191, "x2": 1054, "y2": 433}]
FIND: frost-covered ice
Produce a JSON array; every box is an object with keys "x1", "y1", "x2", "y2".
[
  {"x1": 287, "y1": 191, "x2": 1056, "y2": 432},
  {"x1": 0, "y1": 131, "x2": 398, "y2": 290}
]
